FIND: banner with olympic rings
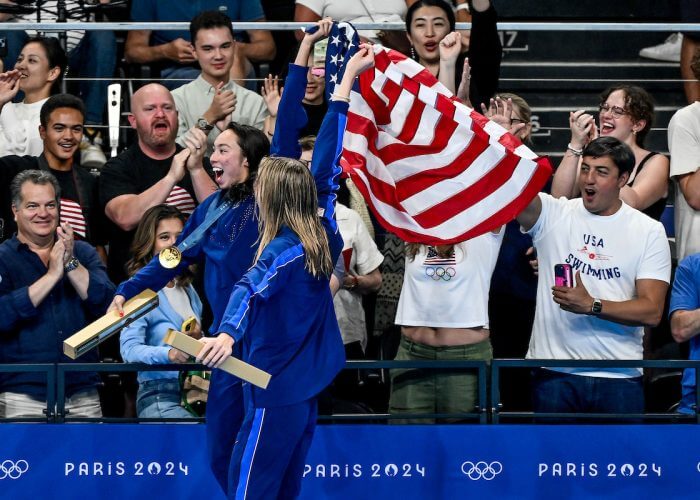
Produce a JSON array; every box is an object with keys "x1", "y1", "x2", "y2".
[{"x1": 1, "y1": 424, "x2": 699, "y2": 499}]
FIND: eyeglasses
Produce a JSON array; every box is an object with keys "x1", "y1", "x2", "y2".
[
  {"x1": 309, "y1": 67, "x2": 325, "y2": 78},
  {"x1": 510, "y1": 117, "x2": 527, "y2": 126},
  {"x1": 599, "y1": 103, "x2": 628, "y2": 119}
]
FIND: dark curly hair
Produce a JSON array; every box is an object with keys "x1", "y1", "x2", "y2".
[{"x1": 599, "y1": 85, "x2": 655, "y2": 147}]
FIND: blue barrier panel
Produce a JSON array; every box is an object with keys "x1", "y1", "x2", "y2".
[{"x1": 1, "y1": 424, "x2": 699, "y2": 499}]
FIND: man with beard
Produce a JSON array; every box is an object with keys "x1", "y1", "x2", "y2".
[
  {"x1": 99, "y1": 83, "x2": 217, "y2": 284},
  {"x1": 172, "y1": 11, "x2": 269, "y2": 157},
  {"x1": 0, "y1": 94, "x2": 106, "y2": 259}
]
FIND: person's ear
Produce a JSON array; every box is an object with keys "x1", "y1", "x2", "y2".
[{"x1": 47, "y1": 66, "x2": 61, "y2": 83}]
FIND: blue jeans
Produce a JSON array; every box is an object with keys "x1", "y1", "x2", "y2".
[
  {"x1": 1, "y1": 29, "x2": 116, "y2": 125},
  {"x1": 136, "y1": 379, "x2": 194, "y2": 419},
  {"x1": 532, "y1": 368, "x2": 644, "y2": 420}
]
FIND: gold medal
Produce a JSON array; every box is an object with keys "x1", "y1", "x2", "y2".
[{"x1": 159, "y1": 246, "x2": 182, "y2": 269}]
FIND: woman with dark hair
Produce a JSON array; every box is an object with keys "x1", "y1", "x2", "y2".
[
  {"x1": 111, "y1": 119, "x2": 270, "y2": 492},
  {"x1": 193, "y1": 42, "x2": 373, "y2": 500},
  {"x1": 405, "y1": 0, "x2": 501, "y2": 110},
  {"x1": 0, "y1": 36, "x2": 67, "y2": 156},
  {"x1": 553, "y1": 84, "x2": 669, "y2": 220},
  {"x1": 120, "y1": 204, "x2": 202, "y2": 419},
  {"x1": 109, "y1": 20, "x2": 346, "y2": 498}
]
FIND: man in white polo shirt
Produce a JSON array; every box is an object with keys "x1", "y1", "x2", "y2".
[{"x1": 172, "y1": 10, "x2": 270, "y2": 157}]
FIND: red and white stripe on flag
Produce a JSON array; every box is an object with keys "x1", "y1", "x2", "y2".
[
  {"x1": 340, "y1": 46, "x2": 552, "y2": 245},
  {"x1": 60, "y1": 198, "x2": 86, "y2": 239},
  {"x1": 165, "y1": 185, "x2": 195, "y2": 215}
]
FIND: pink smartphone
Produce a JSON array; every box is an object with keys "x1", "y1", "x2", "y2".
[{"x1": 554, "y1": 264, "x2": 573, "y2": 287}]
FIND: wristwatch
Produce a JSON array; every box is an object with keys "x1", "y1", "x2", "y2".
[
  {"x1": 64, "y1": 256, "x2": 80, "y2": 273},
  {"x1": 196, "y1": 118, "x2": 214, "y2": 132},
  {"x1": 591, "y1": 298, "x2": 603, "y2": 315}
]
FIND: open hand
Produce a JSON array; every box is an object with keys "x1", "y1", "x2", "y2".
[
  {"x1": 0, "y1": 69, "x2": 21, "y2": 106},
  {"x1": 261, "y1": 74, "x2": 282, "y2": 117}
]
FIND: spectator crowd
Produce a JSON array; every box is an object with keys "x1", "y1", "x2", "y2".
[{"x1": 1, "y1": 0, "x2": 700, "y2": 425}]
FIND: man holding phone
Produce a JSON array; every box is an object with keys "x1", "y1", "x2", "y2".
[{"x1": 516, "y1": 136, "x2": 671, "y2": 417}]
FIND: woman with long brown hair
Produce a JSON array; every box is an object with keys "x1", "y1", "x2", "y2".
[{"x1": 119, "y1": 204, "x2": 202, "y2": 419}]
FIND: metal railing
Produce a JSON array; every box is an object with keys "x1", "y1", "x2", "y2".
[
  {"x1": 2, "y1": 22, "x2": 700, "y2": 32},
  {"x1": 2, "y1": 359, "x2": 698, "y2": 424}
]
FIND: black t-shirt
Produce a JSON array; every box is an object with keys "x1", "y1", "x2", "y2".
[
  {"x1": 98, "y1": 143, "x2": 205, "y2": 284},
  {"x1": 0, "y1": 154, "x2": 106, "y2": 246}
]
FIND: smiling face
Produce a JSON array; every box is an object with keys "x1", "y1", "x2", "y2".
[
  {"x1": 193, "y1": 27, "x2": 235, "y2": 85},
  {"x1": 128, "y1": 84, "x2": 178, "y2": 154},
  {"x1": 210, "y1": 129, "x2": 249, "y2": 189},
  {"x1": 40, "y1": 107, "x2": 84, "y2": 168},
  {"x1": 578, "y1": 154, "x2": 628, "y2": 216},
  {"x1": 14, "y1": 42, "x2": 60, "y2": 96},
  {"x1": 12, "y1": 181, "x2": 59, "y2": 242},
  {"x1": 407, "y1": 5, "x2": 451, "y2": 65},
  {"x1": 152, "y1": 217, "x2": 184, "y2": 255},
  {"x1": 598, "y1": 89, "x2": 643, "y2": 143}
]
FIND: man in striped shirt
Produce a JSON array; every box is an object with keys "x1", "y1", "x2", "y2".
[{"x1": 0, "y1": 93, "x2": 107, "y2": 259}]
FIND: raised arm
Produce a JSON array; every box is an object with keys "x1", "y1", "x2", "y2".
[
  {"x1": 312, "y1": 43, "x2": 374, "y2": 215},
  {"x1": 270, "y1": 19, "x2": 332, "y2": 158},
  {"x1": 438, "y1": 32, "x2": 461, "y2": 94},
  {"x1": 551, "y1": 110, "x2": 597, "y2": 198}
]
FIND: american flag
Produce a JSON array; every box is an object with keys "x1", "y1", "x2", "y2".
[
  {"x1": 327, "y1": 23, "x2": 552, "y2": 245},
  {"x1": 165, "y1": 185, "x2": 195, "y2": 215},
  {"x1": 60, "y1": 198, "x2": 86, "y2": 239},
  {"x1": 423, "y1": 246, "x2": 456, "y2": 266}
]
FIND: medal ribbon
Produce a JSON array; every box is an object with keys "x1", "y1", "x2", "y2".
[{"x1": 177, "y1": 195, "x2": 233, "y2": 253}]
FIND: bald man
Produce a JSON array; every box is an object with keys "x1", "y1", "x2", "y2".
[{"x1": 99, "y1": 83, "x2": 217, "y2": 283}]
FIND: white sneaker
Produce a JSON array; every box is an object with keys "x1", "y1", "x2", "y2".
[
  {"x1": 639, "y1": 33, "x2": 682, "y2": 63},
  {"x1": 81, "y1": 135, "x2": 107, "y2": 169}
]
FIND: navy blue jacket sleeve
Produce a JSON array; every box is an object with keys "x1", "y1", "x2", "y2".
[
  {"x1": 270, "y1": 63, "x2": 308, "y2": 159},
  {"x1": 217, "y1": 239, "x2": 304, "y2": 342},
  {"x1": 311, "y1": 100, "x2": 346, "y2": 256}
]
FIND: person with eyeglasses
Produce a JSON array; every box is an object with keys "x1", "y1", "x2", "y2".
[{"x1": 551, "y1": 85, "x2": 669, "y2": 221}]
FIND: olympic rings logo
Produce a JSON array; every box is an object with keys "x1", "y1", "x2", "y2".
[
  {"x1": 425, "y1": 266, "x2": 456, "y2": 281},
  {"x1": 461, "y1": 461, "x2": 502, "y2": 480},
  {"x1": 0, "y1": 460, "x2": 29, "y2": 479}
]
